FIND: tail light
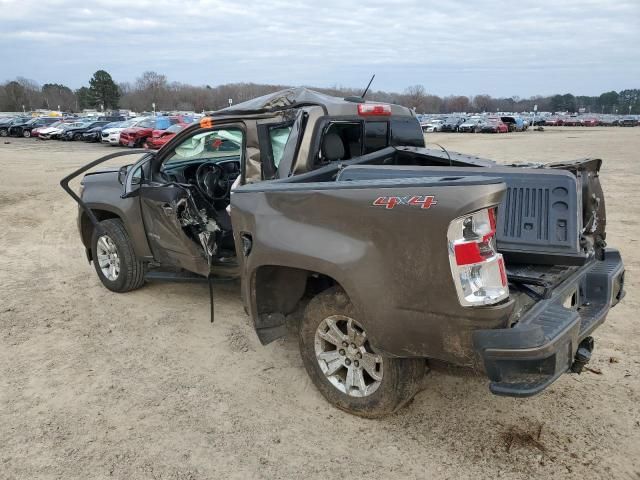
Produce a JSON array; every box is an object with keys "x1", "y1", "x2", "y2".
[
  {"x1": 447, "y1": 207, "x2": 508, "y2": 306},
  {"x1": 357, "y1": 103, "x2": 391, "y2": 116}
]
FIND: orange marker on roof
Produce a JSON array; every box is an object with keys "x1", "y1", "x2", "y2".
[{"x1": 200, "y1": 117, "x2": 214, "y2": 129}]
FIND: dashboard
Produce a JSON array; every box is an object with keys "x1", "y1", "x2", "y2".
[{"x1": 161, "y1": 157, "x2": 240, "y2": 185}]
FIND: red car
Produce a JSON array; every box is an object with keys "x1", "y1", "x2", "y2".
[
  {"x1": 144, "y1": 123, "x2": 187, "y2": 150},
  {"x1": 119, "y1": 116, "x2": 190, "y2": 148},
  {"x1": 582, "y1": 117, "x2": 598, "y2": 127},
  {"x1": 480, "y1": 117, "x2": 509, "y2": 133}
]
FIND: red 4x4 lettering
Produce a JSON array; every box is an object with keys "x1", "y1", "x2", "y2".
[
  {"x1": 372, "y1": 195, "x2": 437, "y2": 210},
  {"x1": 408, "y1": 195, "x2": 437, "y2": 209},
  {"x1": 372, "y1": 196, "x2": 400, "y2": 209}
]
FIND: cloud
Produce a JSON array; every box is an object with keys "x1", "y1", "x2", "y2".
[{"x1": 0, "y1": 0, "x2": 638, "y2": 96}]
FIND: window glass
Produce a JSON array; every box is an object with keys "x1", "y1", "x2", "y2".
[
  {"x1": 269, "y1": 126, "x2": 292, "y2": 167},
  {"x1": 390, "y1": 118, "x2": 425, "y2": 147},
  {"x1": 364, "y1": 121, "x2": 388, "y2": 153},
  {"x1": 322, "y1": 122, "x2": 362, "y2": 160},
  {"x1": 155, "y1": 117, "x2": 171, "y2": 130},
  {"x1": 164, "y1": 128, "x2": 243, "y2": 166}
]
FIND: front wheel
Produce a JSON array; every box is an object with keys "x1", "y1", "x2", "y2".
[
  {"x1": 23, "y1": 129, "x2": 31, "y2": 138},
  {"x1": 91, "y1": 218, "x2": 146, "y2": 292},
  {"x1": 299, "y1": 287, "x2": 425, "y2": 418}
]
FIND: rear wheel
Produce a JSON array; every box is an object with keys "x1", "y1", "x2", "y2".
[
  {"x1": 91, "y1": 218, "x2": 146, "y2": 292},
  {"x1": 0, "y1": 129, "x2": 7, "y2": 137},
  {"x1": 299, "y1": 287, "x2": 425, "y2": 418},
  {"x1": 73, "y1": 133, "x2": 82, "y2": 141},
  {"x1": 22, "y1": 129, "x2": 31, "y2": 138}
]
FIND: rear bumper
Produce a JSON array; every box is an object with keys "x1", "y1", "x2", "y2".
[{"x1": 473, "y1": 248, "x2": 625, "y2": 397}]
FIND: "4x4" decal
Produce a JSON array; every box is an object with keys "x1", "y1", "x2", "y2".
[{"x1": 372, "y1": 195, "x2": 437, "y2": 210}]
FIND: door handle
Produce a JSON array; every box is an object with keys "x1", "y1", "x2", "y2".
[{"x1": 162, "y1": 203, "x2": 174, "y2": 216}]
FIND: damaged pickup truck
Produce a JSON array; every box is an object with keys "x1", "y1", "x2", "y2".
[{"x1": 62, "y1": 88, "x2": 625, "y2": 417}]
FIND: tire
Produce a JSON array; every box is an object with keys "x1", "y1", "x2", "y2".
[
  {"x1": 23, "y1": 129, "x2": 31, "y2": 138},
  {"x1": 91, "y1": 218, "x2": 146, "y2": 293},
  {"x1": 73, "y1": 133, "x2": 82, "y2": 141},
  {"x1": 0, "y1": 129, "x2": 7, "y2": 137},
  {"x1": 299, "y1": 287, "x2": 425, "y2": 418}
]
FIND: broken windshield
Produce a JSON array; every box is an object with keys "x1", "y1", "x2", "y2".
[{"x1": 163, "y1": 128, "x2": 244, "y2": 167}]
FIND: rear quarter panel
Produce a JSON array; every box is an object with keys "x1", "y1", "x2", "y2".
[{"x1": 231, "y1": 178, "x2": 514, "y2": 364}]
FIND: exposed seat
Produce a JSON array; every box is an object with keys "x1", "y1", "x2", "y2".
[{"x1": 321, "y1": 132, "x2": 346, "y2": 161}]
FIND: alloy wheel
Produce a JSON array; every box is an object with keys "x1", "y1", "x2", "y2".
[
  {"x1": 96, "y1": 234, "x2": 120, "y2": 281},
  {"x1": 314, "y1": 315, "x2": 383, "y2": 397}
]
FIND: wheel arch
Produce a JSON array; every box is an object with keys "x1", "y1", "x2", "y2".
[
  {"x1": 250, "y1": 264, "x2": 351, "y2": 345},
  {"x1": 80, "y1": 208, "x2": 122, "y2": 260}
]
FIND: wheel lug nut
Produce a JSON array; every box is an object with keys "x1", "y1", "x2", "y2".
[
  {"x1": 345, "y1": 359, "x2": 351, "y2": 366},
  {"x1": 354, "y1": 360, "x2": 359, "y2": 367},
  {"x1": 339, "y1": 349, "x2": 345, "y2": 356},
  {"x1": 356, "y1": 352, "x2": 362, "y2": 359},
  {"x1": 350, "y1": 343, "x2": 356, "y2": 349},
  {"x1": 342, "y1": 341, "x2": 348, "y2": 347}
]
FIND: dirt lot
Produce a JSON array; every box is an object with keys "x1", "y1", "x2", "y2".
[{"x1": 1, "y1": 128, "x2": 639, "y2": 479}]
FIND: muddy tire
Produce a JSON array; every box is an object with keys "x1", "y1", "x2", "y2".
[
  {"x1": 299, "y1": 287, "x2": 425, "y2": 418},
  {"x1": 91, "y1": 218, "x2": 145, "y2": 293}
]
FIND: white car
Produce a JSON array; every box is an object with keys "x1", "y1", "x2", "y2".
[
  {"x1": 101, "y1": 118, "x2": 141, "y2": 145},
  {"x1": 424, "y1": 119, "x2": 445, "y2": 132}
]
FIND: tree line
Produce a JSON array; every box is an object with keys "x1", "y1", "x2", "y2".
[{"x1": 1, "y1": 70, "x2": 638, "y2": 115}]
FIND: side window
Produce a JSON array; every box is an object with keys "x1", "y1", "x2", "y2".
[
  {"x1": 163, "y1": 128, "x2": 244, "y2": 167},
  {"x1": 364, "y1": 121, "x2": 389, "y2": 154},
  {"x1": 390, "y1": 118, "x2": 425, "y2": 147},
  {"x1": 269, "y1": 125, "x2": 292, "y2": 168},
  {"x1": 320, "y1": 122, "x2": 362, "y2": 161}
]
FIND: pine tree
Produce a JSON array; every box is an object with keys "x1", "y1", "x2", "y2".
[{"x1": 88, "y1": 70, "x2": 119, "y2": 109}]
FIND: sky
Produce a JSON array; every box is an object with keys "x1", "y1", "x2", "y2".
[{"x1": 0, "y1": 0, "x2": 638, "y2": 97}]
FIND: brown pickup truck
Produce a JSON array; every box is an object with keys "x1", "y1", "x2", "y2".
[{"x1": 62, "y1": 88, "x2": 625, "y2": 417}]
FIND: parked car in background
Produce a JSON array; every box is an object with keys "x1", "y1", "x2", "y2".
[
  {"x1": 97, "y1": 115, "x2": 126, "y2": 122},
  {"x1": 500, "y1": 116, "x2": 526, "y2": 132},
  {"x1": 458, "y1": 116, "x2": 485, "y2": 133},
  {"x1": 440, "y1": 116, "x2": 466, "y2": 132},
  {"x1": 582, "y1": 117, "x2": 598, "y2": 127},
  {"x1": 563, "y1": 117, "x2": 582, "y2": 127},
  {"x1": 480, "y1": 117, "x2": 509, "y2": 133},
  {"x1": 61, "y1": 121, "x2": 112, "y2": 141},
  {"x1": 598, "y1": 116, "x2": 617, "y2": 127},
  {"x1": 621, "y1": 116, "x2": 638, "y2": 127},
  {"x1": 119, "y1": 116, "x2": 189, "y2": 148},
  {"x1": 39, "y1": 121, "x2": 84, "y2": 140},
  {"x1": 8, "y1": 117, "x2": 59, "y2": 137},
  {"x1": 144, "y1": 123, "x2": 188, "y2": 149},
  {"x1": 424, "y1": 119, "x2": 445, "y2": 132},
  {"x1": 0, "y1": 116, "x2": 31, "y2": 136},
  {"x1": 544, "y1": 117, "x2": 564, "y2": 126},
  {"x1": 418, "y1": 115, "x2": 431, "y2": 132},
  {"x1": 101, "y1": 119, "x2": 140, "y2": 145},
  {"x1": 82, "y1": 121, "x2": 123, "y2": 142},
  {"x1": 32, "y1": 120, "x2": 64, "y2": 138}
]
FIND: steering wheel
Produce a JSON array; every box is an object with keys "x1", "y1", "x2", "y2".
[{"x1": 195, "y1": 161, "x2": 227, "y2": 201}]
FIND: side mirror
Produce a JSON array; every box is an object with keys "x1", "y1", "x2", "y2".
[{"x1": 117, "y1": 165, "x2": 129, "y2": 185}]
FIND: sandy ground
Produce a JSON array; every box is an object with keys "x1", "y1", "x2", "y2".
[{"x1": 0, "y1": 128, "x2": 639, "y2": 479}]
